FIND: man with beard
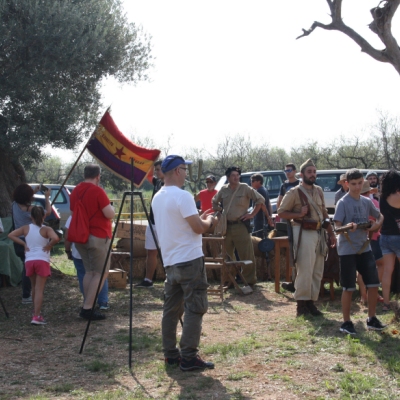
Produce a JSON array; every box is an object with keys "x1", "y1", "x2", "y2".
[
  {"x1": 278, "y1": 159, "x2": 336, "y2": 317},
  {"x1": 366, "y1": 171, "x2": 380, "y2": 201}
]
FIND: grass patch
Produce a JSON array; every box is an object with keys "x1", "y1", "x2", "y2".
[
  {"x1": 45, "y1": 382, "x2": 73, "y2": 393},
  {"x1": 227, "y1": 371, "x2": 255, "y2": 381},
  {"x1": 84, "y1": 360, "x2": 114, "y2": 373},
  {"x1": 203, "y1": 334, "x2": 262, "y2": 360},
  {"x1": 338, "y1": 372, "x2": 378, "y2": 396}
]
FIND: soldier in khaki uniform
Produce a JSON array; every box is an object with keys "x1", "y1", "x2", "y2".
[
  {"x1": 278, "y1": 159, "x2": 336, "y2": 316},
  {"x1": 212, "y1": 167, "x2": 265, "y2": 285}
]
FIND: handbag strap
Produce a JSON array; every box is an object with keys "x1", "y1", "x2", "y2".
[
  {"x1": 298, "y1": 185, "x2": 324, "y2": 222},
  {"x1": 222, "y1": 184, "x2": 240, "y2": 217}
]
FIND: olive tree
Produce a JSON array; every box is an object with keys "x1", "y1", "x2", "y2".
[{"x1": 0, "y1": 0, "x2": 151, "y2": 215}]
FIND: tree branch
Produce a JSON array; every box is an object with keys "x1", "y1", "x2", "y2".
[{"x1": 298, "y1": 0, "x2": 400, "y2": 75}]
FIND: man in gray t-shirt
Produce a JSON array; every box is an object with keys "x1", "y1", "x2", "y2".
[
  {"x1": 334, "y1": 193, "x2": 380, "y2": 256},
  {"x1": 333, "y1": 168, "x2": 385, "y2": 336}
]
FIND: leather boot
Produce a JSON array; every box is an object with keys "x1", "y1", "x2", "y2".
[
  {"x1": 296, "y1": 300, "x2": 310, "y2": 317},
  {"x1": 306, "y1": 300, "x2": 323, "y2": 316}
]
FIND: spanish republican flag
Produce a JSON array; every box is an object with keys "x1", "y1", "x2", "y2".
[{"x1": 87, "y1": 111, "x2": 160, "y2": 187}]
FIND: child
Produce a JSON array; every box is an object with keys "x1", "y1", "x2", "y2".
[
  {"x1": 334, "y1": 169, "x2": 386, "y2": 335},
  {"x1": 9, "y1": 206, "x2": 60, "y2": 325}
]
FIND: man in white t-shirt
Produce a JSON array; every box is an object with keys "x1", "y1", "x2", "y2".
[{"x1": 152, "y1": 155, "x2": 215, "y2": 372}]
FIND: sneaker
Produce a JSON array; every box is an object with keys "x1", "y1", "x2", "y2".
[
  {"x1": 367, "y1": 316, "x2": 387, "y2": 331},
  {"x1": 31, "y1": 315, "x2": 47, "y2": 325},
  {"x1": 340, "y1": 320, "x2": 357, "y2": 335},
  {"x1": 180, "y1": 356, "x2": 215, "y2": 371},
  {"x1": 99, "y1": 303, "x2": 110, "y2": 310},
  {"x1": 134, "y1": 280, "x2": 154, "y2": 288},
  {"x1": 22, "y1": 296, "x2": 33, "y2": 304},
  {"x1": 79, "y1": 308, "x2": 106, "y2": 321},
  {"x1": 306, "y1": 300, "x2": 323, "y2": 316},
  {"x1": 165, "y1": 356, "x2": 181, "y2": 366},
  {"x1": 281, "y1": 282, "x2": 295, "y2": 293}
]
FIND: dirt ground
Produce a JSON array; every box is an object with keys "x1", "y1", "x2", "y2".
[{"x1": 1, "y1": 264, "x2": 400, "y2": 400}]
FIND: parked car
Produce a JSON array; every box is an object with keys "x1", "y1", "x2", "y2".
[
  {"x1": 29, "y1": 184, "x2": 75, "y2": 228},
  {"x1": 215, "y1": 170, "x2": 286, "y2": 213},
  {"x1": 31, "y1": 193, "x2": 61, "y2": 232},
  {"x1": 313, "y1": 169, "x2": 387, "y2": 214}
]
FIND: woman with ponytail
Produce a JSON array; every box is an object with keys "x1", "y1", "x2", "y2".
[{"x1": 9, "y1": 206, "x2": 60, "y2": 324}]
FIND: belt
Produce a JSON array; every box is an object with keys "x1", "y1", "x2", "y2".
[{"x1": 227, "y1": 220, "x2": 242, "y2": 225}]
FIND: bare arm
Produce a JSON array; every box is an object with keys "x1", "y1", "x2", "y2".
[
  {"x1": 43, "y1": 189, "x2": 52, "y2": 216},
  {"x1": 64, "y1": 227, "x2": 73, "y2": 259},
  {"x1": 369, "y1": 212, "x2": 384, "y2": 232},
  {"x1": 42, "y1": 227, "x2": 60, "y2": 252},
  {"x1": 102, "y1": 204, "x2": 115, "y2": 220},
  {"x1": 185, "y1": 212, "x2": 214, "y2": 234},
  {"x1": 276, "y1": 195, "x2": 283, "y2": 211},
  {"x1": 8, "y1": 226, "x2": 29, "y2": 248}
]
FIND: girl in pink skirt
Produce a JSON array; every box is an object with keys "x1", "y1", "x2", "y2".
[{"x1": 9, "y1": 206, "x2": 60, "y2": 324}]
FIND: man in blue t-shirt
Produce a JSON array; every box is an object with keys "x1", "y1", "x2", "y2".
[{"x1": 250, "y1": 173, "x2": 272, "y2": 238}]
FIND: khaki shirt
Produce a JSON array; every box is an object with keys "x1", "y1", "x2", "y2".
[
  {"x1": 277, "y1": 184, "x2": 327, "y2": 224},
  {"x1": 212, "y1": 183, "x2": 265, "y2": 221}
]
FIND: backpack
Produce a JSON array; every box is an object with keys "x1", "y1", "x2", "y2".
[{"x1": 68, "y1": 186, "x2": 92, "y2": 244}]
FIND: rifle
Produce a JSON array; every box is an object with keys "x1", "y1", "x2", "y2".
[{"x1": 334, "y1": 221, "x2": 372, "y2": 234}]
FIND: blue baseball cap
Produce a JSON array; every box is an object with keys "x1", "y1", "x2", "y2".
[{"x1": 161, "y1": 155, "x2": 193, "y2": 173}]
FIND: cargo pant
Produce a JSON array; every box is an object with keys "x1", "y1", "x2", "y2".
[
  {"x1": 225, "y1": 223, "x2": 257, "y2": 285},
  {"x1": 162, "y1": 257, "x2": 209, "y2": 360},
  {"x1": 292, "y1": 226, "x2": 324, "y2": 301}
]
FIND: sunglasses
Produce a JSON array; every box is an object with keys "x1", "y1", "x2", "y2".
[{"x1": 284, "y1": 168, "x2": 293, "y2": 173}]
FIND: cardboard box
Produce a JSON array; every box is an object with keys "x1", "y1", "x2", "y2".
[
  {"x1": 108, "y1": 269, "x2": 127, "y2": 289},
  {"x1": 115, "y1": 221, "x2": 146, "y2": 240}
]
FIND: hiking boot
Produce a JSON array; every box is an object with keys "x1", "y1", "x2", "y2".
[
  {"x1": 340, "y1": 320, "x2": 357, "y2": 335},
  {"x1": 79, "y1": 308, "x2": 106, "y2": 321},
  {"x1": 296, "y1": 300, "x2": 310, "y2": 317},
  {"x1": 367, "y1": 316, "x2": 387, "y2": 331},
  {"x1": 306, "y1": 300, "x2": 323, "y2": 316},
  {"x1": 134, "y1": 280, "x2": 154, "y2": 288},
  {"x1": 31, "y1": 315, "x2": 47, "y2": 325},
  {"x1": 165, "y1": 356, "x2": 181, "y2": 366},
  {"x1": 281, "y1": 282, "x2": 295, "y2": 293},
  {"x1": 99, "y1": 303, "x2": 110, "y2": 310},
  {"x1": 180, "y1": 356, "x2": 215, "y2": 371},
  {"x1": 22, "y1": 296, "x2": 33, "y2": 304}
]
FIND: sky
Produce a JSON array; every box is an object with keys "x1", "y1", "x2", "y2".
[{"x1": 51, "y1": 0, "x2": 400, "y2": 161}]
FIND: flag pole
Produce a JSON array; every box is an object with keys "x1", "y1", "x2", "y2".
[
  {"x1": 50, "y1": 107, "x2": 111, "y2": 206},
  {"x1": 129, "y1": 157, "x2": 134, "y2": 369}
]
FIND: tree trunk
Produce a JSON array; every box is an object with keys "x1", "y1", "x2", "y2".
[{"x1": 0, "y1": 154, "x2": 26, "y2": 217}]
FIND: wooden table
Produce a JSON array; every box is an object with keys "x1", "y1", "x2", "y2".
[{"x1": 271, "y1": 236, "x2": 292, "y2": 293}]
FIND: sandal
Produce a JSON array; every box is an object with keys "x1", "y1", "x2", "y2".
[{"x1": 382, "y1": 303, "x2": 391, "y2": 312}]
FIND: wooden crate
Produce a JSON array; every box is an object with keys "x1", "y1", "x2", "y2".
[
  {"x1": 115, "y1": 222, "x2": 146, "y2": 240},
  {"x1": 108, "y1": 269, "x2": 127, "y2": 289}
]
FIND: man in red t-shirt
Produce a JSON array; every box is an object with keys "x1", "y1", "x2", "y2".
[
  {"x1": 70, "y1": 164, "x2": 115, "y2": 320},
  {"x1": 194, "y1": 175, "x2": 217, "y2": 214}
]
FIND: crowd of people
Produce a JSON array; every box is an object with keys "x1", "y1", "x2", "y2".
[{"x1": 6, "y1": 157, "x2": 400, "y2": 371}]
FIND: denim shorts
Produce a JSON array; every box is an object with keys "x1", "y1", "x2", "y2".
[
  {"x1": 380, "y1": 234, "x2": 400, "y2": 258},
  {"x1": 370, "y1": 238, "x2": 383, "y2": 261}
]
